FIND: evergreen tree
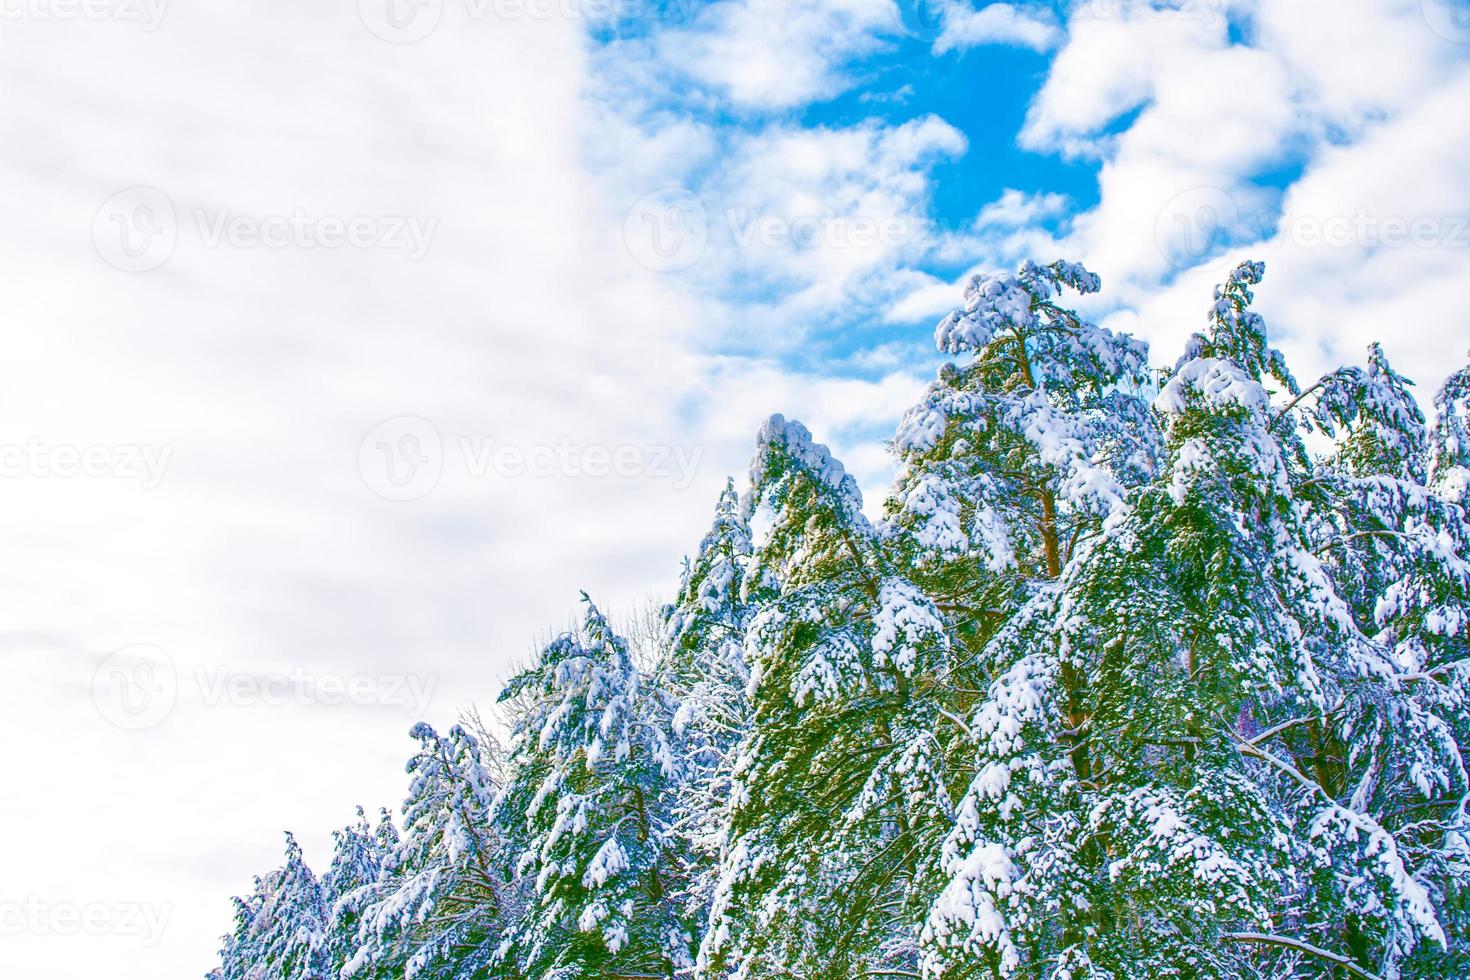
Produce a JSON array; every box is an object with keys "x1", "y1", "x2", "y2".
[
  {"x1": 493, "y1": 595, "x2": 684, "y2": 978},
  {"x1": 1431, "y1": 354, "x2": 1470, "y2": 504},
  {"x1": 921, "y1": 262, "x2": 1455, "y2": 978},
  {"x1": 699, "y1": 415, "x2": 957, "y2": 978},
  {"x1": 344, "y1": 723, "x2": 502, "y2": 979},
  {"x1": 207, "y1": 259, "x2": 1470, "y2": 980},
  {"x1": 216, "y1": 872, "x2": 276, "y2": 980},
  {"x1": 1292, "y1": 342, "x2": 1470, "y2": 975},
  {"x1": 660, "y1": 479, "x2": 758, "y2": 935},
  {"x1": 216, "y1": 834, "x2": 329, "y2": 980},
  {"x1": 886, "y1": 260, "x2": 1155, "y2": 598},
  {"x1": 323, "y1": 807, "x2": 398, "y2": 977}
]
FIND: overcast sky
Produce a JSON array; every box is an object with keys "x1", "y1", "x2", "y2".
[{"x1": 1, "y1": 1, "x2": 1467, "y2": 976}]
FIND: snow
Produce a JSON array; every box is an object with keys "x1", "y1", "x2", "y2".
[
  {"x1": 1156, "y1": 357, "x2": 1271, "y2": 417},
  {"x1": 871, "y1": 578, "x2": 948, "y2": 676},
  {"x1": 212, "y1": 260, "x2": 1470, "y2": 980},
  {"x1": 750, "y1": 413, "x2": 868, "y2": 527}
]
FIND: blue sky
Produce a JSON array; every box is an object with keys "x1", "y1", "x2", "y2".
[
  {"x1": 591, "y1": 0, "x2": 1469, "y2": 403},
  {"x1": 805, "y1": 37, "x2": 1096, "y2": 224}
]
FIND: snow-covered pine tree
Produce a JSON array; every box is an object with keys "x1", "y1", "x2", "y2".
[
  {"x1": 1289, "y1": 343, "x2": 1453, "y2": 663},
  {"x1": 492, "y1": 595, "x2": 684, "y2": 978},
  {"x1": 886, "y1": 259, "x2": 1155, "y2": 600},
  {"x1": 697, "y1": 415, "x2": 958, "y2": 978},
  {"x1": 887, "y1": 262, "x2": 1159, "y2": 940},
  {"x1": 263, "y1": 833, "x2": 331, "y2": 978},
  {"x1": 322, "y1": 807, "x2": 399, "y2": 977},
  {"x1": 1282, "y1": 340, "x2": 1470, "y2": 975},
  {"x1": 1420, "y1": 351, "x2": 1470, "y2": 972},
  {"x1": 1294, "y1": 341, "x2": 1469, "y2": 676},
  {"x1": 1431, "y1": 354, "x2": 1470, "y2": 505},
  {"x1": 912, "y1": 266, "x2": 1272, "y2": 978},
  {"x1": 215, "y1": 872, "x2": 275, "y2": 980},
  {"x1": 658, "y1": 479, "x2": 757, "y2": 938},
  {"x1": 1320, "y1": 343, "x2": 1427, "y2": 482},
  {"x1": 215, "y1": 834, "x2": 329, "y2": 980},
  {"x1": 342, "y1": 723, "x2": 502, "y2": 979},
  {"x1": 921, "y1": 261, "x2": 1456, "y2": 978},
  {"x1": 206, "y1": 261, "x2": 1470, "y2": 980},
  {"x1": 702, "y1": 262, "x2": 1158, "y2": 979}
]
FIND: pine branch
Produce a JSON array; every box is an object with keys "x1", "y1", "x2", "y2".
[
  {"x1": 1222, "y1": 932, "x2": 1383, "y2": 980},
  {"x1": 1399, "y1": 658, "x2": 1470, "y2": 683},
  {"x1": 1267, "y1": 376, "x2": 1328, "y2": 433},
  {"x1": 1246, "y1": 697, "x2": 1345, "y2": 747},
  {"x1": 934, "y1": 706, "x2": 971, "y2": 735},
  {"x1": 1313, "y1": 529, "x2": 1410, "y2": 555}
]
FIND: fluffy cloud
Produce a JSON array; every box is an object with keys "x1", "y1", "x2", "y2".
[
  {"x1": 898, "y1": 0, "x2": 1470, "y2": 397},
  {"x1": 657, "y1": 0, "x2": 899, "y2": 109},
  {"x1": 687, "y1": 115, "x2": 969, "y2": 341},
  {"x1": 975, "y1": 188, "x2": 1070, "y2": 227},
  {"x1": 934, "y1": 1, "x2": 1061, "y2": 54},
  {"x1": 0, "y1": 7, "x2": 937, "y2": 979},
  {"x1": 1115, "y1": 62, "x2": 1470, "y2": 395},
  {"x1": 10, "y1": 4, "x2": 1466, "y2": 979}
]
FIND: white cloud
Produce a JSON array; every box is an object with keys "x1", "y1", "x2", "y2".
[
  {"x1": 10, "y1": 3, "x2": 1469, "y2": 978},
  {"x1": 616, "y1": 114, "x2": 969, "y2": 350},
  {"x1": 891, "y1": 0, "x2": 1470, "y2": 404},
  {"x1": 1034, "y1": 1, "x2": 1470, "y2": 391},
  {"x1": 975, "y1": 187, "x2": 1070, "y2": 227},
  {"x1": 1213, "y1": 64, "x2": 1470, "y2": 393},
  {"x1": 0, "y1": 7, "x2": 934, "y2": 979},
  {"x1": 934, "y1": 1, "x2": 1061, "y2": 54},
  {"x1": 884, "y1": 271, "x2": 961, "y2": 322},
  {"x1": 1245, "y1": 0, "x2": 1460, "y2": 132},
  {"x1": 658, "y1": 0, "x2": 898, "y2": 110},
  {"x1": 1019, "y1": 10, "x2": 1220, "y2": 156}
]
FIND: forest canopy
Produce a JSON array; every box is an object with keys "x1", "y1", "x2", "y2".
[{"x1": 210, "y1": 260, "x2": 1470, "y2": 980}]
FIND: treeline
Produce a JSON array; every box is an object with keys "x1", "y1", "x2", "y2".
[{"x1": 211, "y1": 260, "x2": 1470, "y2": 979}]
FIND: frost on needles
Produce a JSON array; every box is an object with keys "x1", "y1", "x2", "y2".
[{"x1": 209, "y1": 261, "x2": 1470, "y2": 980}]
